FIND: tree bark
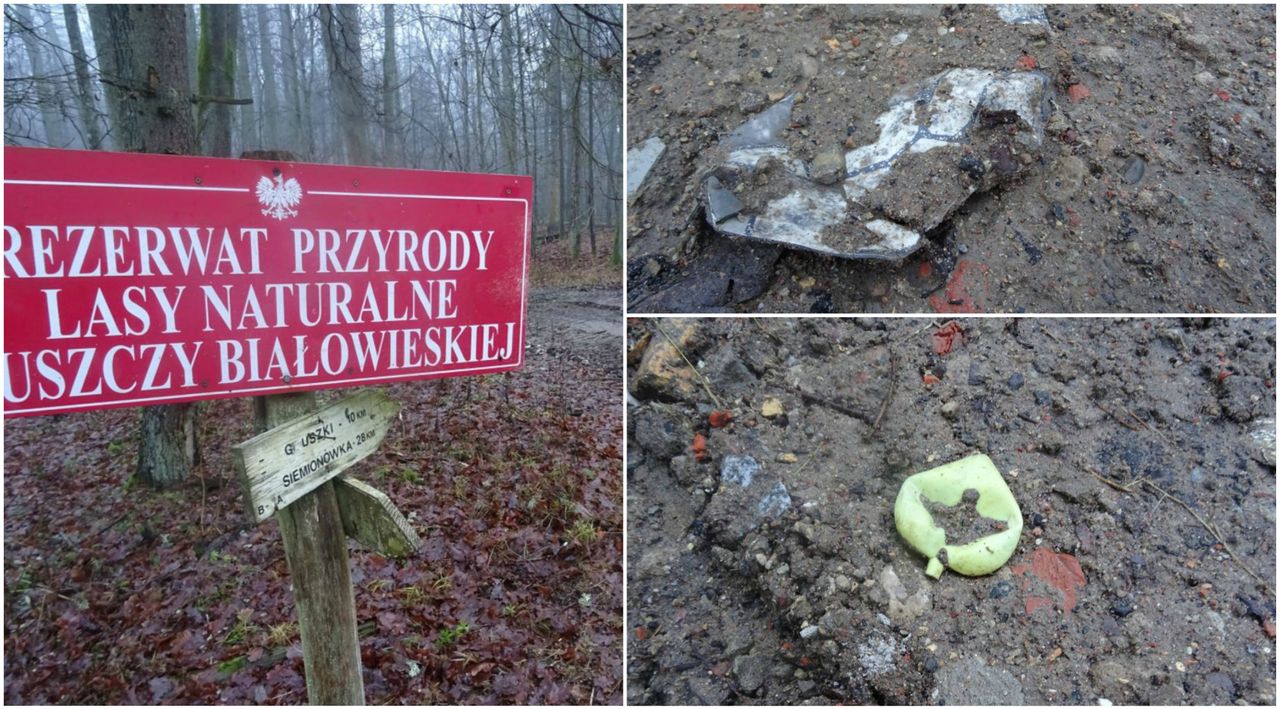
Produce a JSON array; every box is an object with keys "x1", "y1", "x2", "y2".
[
  {"x1": 85, "y1": 5, "x2": 199, "y2": 488},
  {"x1": 256, "y1": 5, "x2": 279, "y2": 150},
  {"x1": 381, "y1": 5, "x2": 401, "y2": 167},
  {"x1": 281, "y1": 4, "x2": 314, "y2": 159},
  {"x1": 320, "y1": 4, "x2": 370, "y2": 165},
  {"x1": 197, "y1": 4, "x2": 238, "y2": 158},
  {"x1": 62, "y1": 4, "x2": 104, "y2": 149}
]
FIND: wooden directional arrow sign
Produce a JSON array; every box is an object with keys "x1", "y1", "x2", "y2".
[{"x1": 233, "y1": 390, "x2": 399, "y2": 523}]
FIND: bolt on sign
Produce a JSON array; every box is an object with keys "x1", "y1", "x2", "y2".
[{"x1": 2, "y1": 147, "x2": 531, "y2": 417}]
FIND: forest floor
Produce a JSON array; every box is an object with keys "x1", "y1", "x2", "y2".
[
  {"x1": 627, "y1": 318, "x2": 1276, "y2": 705},
  {"x1": 531, "y1": 232, "x2": 625, "y2": 289},
  {"x1": 626, "y1": 4, "x2": 1276, "y2": 313},
  {"x1": 3, "y1": 286, "x2": 623, "y2": 705}
]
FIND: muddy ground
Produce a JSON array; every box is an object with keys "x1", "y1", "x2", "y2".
[
  {"x1": 626, "y1": 4, "x2": 1276, "y2": 313},
  {"x1": 626, "y1": 318, "x2": 1276, "y2": 705}
]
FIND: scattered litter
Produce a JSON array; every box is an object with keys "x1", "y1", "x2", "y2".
[
  {"x1": 627, "y1": 137, "x2": 666, "y2": 201},
  {"x1": 703, "y1": 69, "x2": 1051, "y2": 261},
  {"x1": 894, "y1": 454, "x2": 1023, "y2": 579}
]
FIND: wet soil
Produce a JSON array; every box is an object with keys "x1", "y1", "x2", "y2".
[
  {"x1": 626, "y1": 318, "x2": 1276, "y2": 705},
  {"x1": 924, "y1": 488, "x2": 1008, "y2": 547},
  {"x1": 626, "y1": 4, "x2": 1277, "y2": 313}
]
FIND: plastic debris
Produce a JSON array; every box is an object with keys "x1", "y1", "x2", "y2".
[
  {"x1": 702, "y1": 69, "x2": 1051, "y2": 261},
  {"x1": 627, "y1": 137, "x2": 666, "y2": 201},
  {"x1": 994, "y1": 4, "x2": 1049, "y2": 26},
  {"x1": 894, "y1": 453, "x2": 1023, "y2": 579}
]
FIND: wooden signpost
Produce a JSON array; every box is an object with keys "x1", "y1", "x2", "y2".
[
  {"x1": 3, "y1": 147, "x2": 532, "y2": 704},
  {"x1": 234, "y1": 390, "x2": 400, "y2": 524}
]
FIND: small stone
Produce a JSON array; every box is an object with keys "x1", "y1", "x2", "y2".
[
  {"x1": 738, "y1": 92, "x2": 767, "y2": 115},
  {"x1": 941, "y1": 400, "x2": 960, "y2": 419},
  {"x1": 796, "y1": 53, "x2": 819, "y2": 79},
  {"x1": 1007, "y1": 372, "x2": 1025, "y2": 391},
  {"x1": 777, "y1": 452, "x2": 799, "y2": 464},
  {"x1": 1112, "y1": 596, "x2": 1135, "y2": 617},
  {"x1": 968, "y1": 364, "x2": 986, "y2": 386},
  {"x1": 644, "y1": 257, "x2": 663, "y2": 277},
  {"x1": 811, "y1": 147, "x2": 846, "y2": 185},
  {"x1": 798, "y1": 276, "x2": 816, "y2": 290},
  {"x1": 1123, "y1": 157, "x2": 1146, "y2": 185},
  {"x1": 761, "y1": 397, "x2": 785, "y2": 418},
  {"x1": 1193, "y1": 70, "x2": 1216, "y2": 87},
  {"x1": 733, "y1": 652, "x2": 770, "y2": 693}
]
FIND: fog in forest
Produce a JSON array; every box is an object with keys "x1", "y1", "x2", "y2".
[{"x1": 4, "y1": 4, "x2": 622, "y2": 257}]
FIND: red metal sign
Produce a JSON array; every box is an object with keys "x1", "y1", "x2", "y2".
[{"x1": 3, "y1": 147, "x2": 531, "y2": 417}]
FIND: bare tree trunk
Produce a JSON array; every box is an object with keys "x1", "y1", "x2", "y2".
[
  {"x1": 586, "y1": 68, "x2": 597, "y2": 257},
  {"x1": 381, "y1": 5, "x2": 401, "y2": 167},
  {"x1": 197, "y1": 4, "x2": 238, "y2": 158},
  {"x1": 280, "y1": 4, "x2": 307, "y2": 157},
  {"x1": 455, "y1": 14, "x2": 471, "y2": 169},
  {"x1": 83, "y1": 5, "x2": 198, "y2": 488},
  {"x1": 12, "y1": 4, "x2": 67, "y2": 147},
  {"x1": 255, "y1": 5, "x2": 279, "y2": 149},
  {"x1": 62, "y1": 4, "x2": 104, "y2": 149},
  {"x1": 320, "y1": 4, "x2": 370, "y2": 165},
  {"x1": 498, "y1": 6, "x2": 518, "y2": 173},
  {"x1": 241, "y1": 10, "x2": 261, "y2": 151}
]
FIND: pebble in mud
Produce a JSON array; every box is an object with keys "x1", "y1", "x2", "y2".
[
  {"x1": 1111, "y1": 596, "x2": 1136, "y2": 617},
  {"x1": 1123, "y1": 157, "x2": 1146, "y2": 184},
  {"x1": 1007, "y1": 372, "x2": 1025, "y2": 390}
]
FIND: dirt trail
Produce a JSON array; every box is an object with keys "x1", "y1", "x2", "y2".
[
  {"x1": 527, "y1": 286, "x2": 624, "y2": 372},
  {"x1": 626, "y1": 4, "x2": 1276, "y2": 313},
  {"x1": 627, "y1": 318, "x2": 1276, "y2": 705}
]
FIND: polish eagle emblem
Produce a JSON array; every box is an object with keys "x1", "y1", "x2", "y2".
[{"x1": 255, "y1": 173, "x2": 303, "y2": 220}]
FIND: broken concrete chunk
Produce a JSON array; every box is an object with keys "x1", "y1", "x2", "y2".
[
  {"x1": 627, "y1": 137, "x2": 666, "y2": 201},
  {"x1": 994, "y1": 4, "x2": 1049, "y2": 26},
  {"x1": 703, "y1": 69, "x2": 1050, "y2": 262},
  {"x1": 894, "y1": 453, "x2": 1023, "y2": 579}
]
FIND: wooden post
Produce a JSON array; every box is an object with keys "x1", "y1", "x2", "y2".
[{"x1": 256, "y1": 392, "x2": 364, "y2": 704}]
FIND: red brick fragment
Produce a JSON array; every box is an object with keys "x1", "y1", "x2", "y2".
[
  {"x1": 1067, "y1": 83, "x2": 1091, "y2": 102},
  {"x1": 1013, "y1": 548, "x2": 1087, "y2": 615},
  {"x1": 1215, "y1": 88, "x2": 1231, "y2": 101},
  {"x1": 708, "y1": 410, "x2": 733, "y2": 428},
  {"x1": 1015, "y1": 55, "x2": 1038, "y2": 70}
]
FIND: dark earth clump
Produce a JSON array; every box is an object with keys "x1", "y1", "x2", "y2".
[
  {"x1": 924, "y1": 488, "x2": 1007, "y2": 547},
  {"x1": 627, "y1": 317, "x2": 1275, "y2": 705},
  {"x1": 627, "y1": 4, "x2": 1276, "y2": 313}
]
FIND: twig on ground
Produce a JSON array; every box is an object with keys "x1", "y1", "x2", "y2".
[
  {"x1": 867, "y1": 343, "x2": 898, "y2": 439},
  {"x1": 793, "y1": 443, "x2": 826, "y2": 477},
  {"x1": 1087, "y1": 467, "x2": 1273, "y2": 597},
  {"x1": 653, "y1": 322, "x2": 723, "y2": 410}
]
